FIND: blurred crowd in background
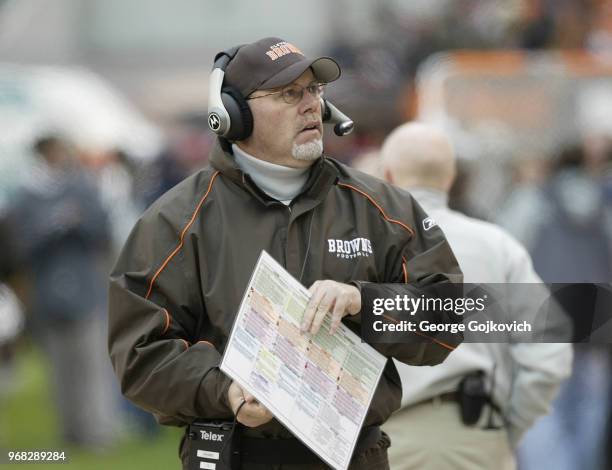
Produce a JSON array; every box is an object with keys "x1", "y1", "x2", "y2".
[{"x1": 1, "y1": 0, "x2": 612, "y2": 468}]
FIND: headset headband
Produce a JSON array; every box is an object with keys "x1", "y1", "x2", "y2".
[{"x1": 207, "y1": 47, "x2": 242, "y2": 136}]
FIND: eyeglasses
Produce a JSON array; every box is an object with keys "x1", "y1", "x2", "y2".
[{"x1": 247, "y1": 82, "x2": 326, "y2": 105}]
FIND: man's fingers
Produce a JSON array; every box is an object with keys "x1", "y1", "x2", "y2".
[
  {"x1": 237, "y1": 401, "x2": 274, "y2": 427},
  {"x1": 307, "y1": 280, "x2": 320, "y2": 294},
  {"x1": 310, "y1": 292, "x2": 334, "y2": 335},
  {"x1": 302, "y1": 281, "x2": 361, "y2": 335},
  {"x1": 228, "y1": 381, "x2": 247, "y2": 414},
  {"x1": 302, "y1": 283, "x2": 324, "y2": 332},
  {"x1": 301, "y1": 306, "x2": 315, "y2": 332},
  {"x1": 244, "y1": 403, "x2": 264, "y2": 417},
  {"x1": 330, "y1": 294, "x2": 348, "y2": 335},
  {"x1": 309, "y1": 306, "x2": 327, "y2": 335},
  {"x1": 347, "y1": 285, "x2": 361, "y2": 315},
  {"x1": 256, "y1": 404, "x2": 273, "y2": 419}
]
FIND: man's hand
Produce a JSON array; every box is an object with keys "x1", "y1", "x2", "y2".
[
  {"x1": 300, "y1": 280, "x2": 361, "y2": 335},
  {"x1": 227, "y1": 381, "x2": 273, "y2": 428}
]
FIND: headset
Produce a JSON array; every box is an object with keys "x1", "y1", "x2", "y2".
[{"x1": 207, "y1": 47, "x2": 354, "y2": 141}]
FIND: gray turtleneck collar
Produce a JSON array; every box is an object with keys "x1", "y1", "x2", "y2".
[
  {"x1": 232, "y1": 144, "x2": 309, "y2": 205},
  {"x1": 407, "y1": 187, "x2": 449, "y2": 212}
]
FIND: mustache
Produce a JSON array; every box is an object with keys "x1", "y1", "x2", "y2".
[{"x1": 296, "y1": 114, "x2": 322, "y2": 132}]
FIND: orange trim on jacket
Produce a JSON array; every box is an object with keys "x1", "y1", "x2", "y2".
[
  {"x1": 145, "y1": 172, "x2": 220, "y2": 300},
  {"x1": 337, "y1": 183, "x2": 415, "y2": 238},
  {"x1": 161, "y1": 309, "x2": 171, "y2": 335}
]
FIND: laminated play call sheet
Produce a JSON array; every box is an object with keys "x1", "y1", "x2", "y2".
[{"x1": 220, "y1": 250, "x2": 386, "y2": 470}]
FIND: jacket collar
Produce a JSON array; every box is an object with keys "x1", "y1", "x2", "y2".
[
  {"x1": 209, "y1": 138, "x2": 339, "y2": 208},
  {"x1": 408, "y1": 187, "x2": 449, "y2": 212}
]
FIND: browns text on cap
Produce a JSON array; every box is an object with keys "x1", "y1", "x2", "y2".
[{"x1": 224, "y1": 37, "x2": 341, "y2": 97}]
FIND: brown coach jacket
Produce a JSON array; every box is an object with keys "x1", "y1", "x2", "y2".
[{"x1": 108, "y1": 138, "x2": 463, "y2": 434}]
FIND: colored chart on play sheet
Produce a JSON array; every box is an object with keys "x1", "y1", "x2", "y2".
[{"x1": 221, "y1": 250, "x2": 386, "y2": 470}]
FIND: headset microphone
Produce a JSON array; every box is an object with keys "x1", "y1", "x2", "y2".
[{"x1": 322, "y1": 99, "x2": 354, "y2": 136}]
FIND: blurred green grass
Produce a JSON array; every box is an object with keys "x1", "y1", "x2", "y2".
[{"x1": 0, "y1": 341, "x2": 183, "y2": 469}]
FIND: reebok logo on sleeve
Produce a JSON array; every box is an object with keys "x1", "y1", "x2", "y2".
[{"x1": 422, "y1": 217, "x2": 437, "y2": 231}]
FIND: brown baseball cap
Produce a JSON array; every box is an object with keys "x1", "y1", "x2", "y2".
[{"x1": 224, "y1": 37, "x2": 341, "y2": 97}]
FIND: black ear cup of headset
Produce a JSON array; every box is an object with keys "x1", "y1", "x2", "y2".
[
  {"x1": 207, "y1": 47, "x2": 255, "y2": 141},
  {"x1": 219, "y1": 86, "x2": 253, "y2": 142},
  {"x1": 207, "y1": 48, "x2": 354, "y2": 141}
]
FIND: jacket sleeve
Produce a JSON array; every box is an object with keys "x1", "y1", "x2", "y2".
[
  {"x1": 346, "y1": 194, "x2": 464, "y2": 366},
  {"x1": 502, "y1": 236, "x2": 573, "y2": 447},
  {"x1": 108, "y1": 209, "x2": 233, "y2": 424}
]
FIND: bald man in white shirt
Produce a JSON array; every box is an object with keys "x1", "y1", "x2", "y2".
[{"x1": 379, "y1": 123, "x2": 573, "y2": 470}]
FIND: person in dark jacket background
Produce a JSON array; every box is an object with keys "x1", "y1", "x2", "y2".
[
  {"x1": 108, "y1": 37, "x2": 463, "y2": 469},
  {"x1": 7, "y1": 134, "x2": 118, "y2": 449}
]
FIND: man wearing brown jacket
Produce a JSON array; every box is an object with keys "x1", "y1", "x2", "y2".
[{"x1": 108, "y1": 37, "x2": 463, "y2": 469}]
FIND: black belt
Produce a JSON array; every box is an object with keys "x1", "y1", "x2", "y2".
[{"x1": 240, "y1": 425, "x2": 381, "y2": 465}]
